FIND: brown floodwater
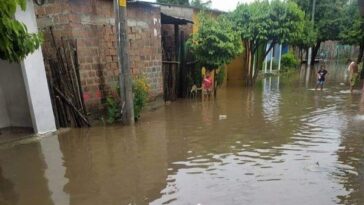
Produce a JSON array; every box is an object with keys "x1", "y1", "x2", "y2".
[{"x1": 1, "y1": 63, "x2": 364, "y2": 205}]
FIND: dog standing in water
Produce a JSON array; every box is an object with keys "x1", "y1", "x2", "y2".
[{"x1": 190, "y1": 84, "x2": 202, "y2": 98}]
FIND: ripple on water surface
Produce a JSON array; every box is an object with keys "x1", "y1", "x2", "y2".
[{"x1": 1, "y1": 72, "x2": 364, "y2": 205}]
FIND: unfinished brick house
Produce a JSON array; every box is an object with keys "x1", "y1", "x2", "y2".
[
  {"x1": 34, "y1": 0, "x2": 163, "y2": 118},
  {"x1": 33, "y1": 0, "x2": 223, "y2": 122}
]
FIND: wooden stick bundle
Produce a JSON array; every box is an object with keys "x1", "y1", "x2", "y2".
[{"x1": 47, "y1": 27, "x2": 90, "y2": 128}]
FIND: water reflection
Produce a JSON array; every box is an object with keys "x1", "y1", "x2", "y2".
[
  {"x1": 334, "y1": 92, "x2": 364, "y2": 204},
  {"x1": 58, "y1": 125, "x2": 168, "y2": 205},
  {"x1": 0, "y1": 143, "x2": 53, "y2": 205},
  {"x1": 0, "y1": 167, "x2": 18, "y2": 205},
  {"x1": 0, "y1": 63, "x2": 364, "y2": 204},
  {"x1": 262, "y1": 76, "x2": 281, "y2": 123}
]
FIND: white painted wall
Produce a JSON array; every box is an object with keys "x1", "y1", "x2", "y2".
[
  {"x1": 0, "y1": 60, "x2": 33, "y2": 128},
  {"x1": 14, "y1": 0, "x2": 56, "y2": 134}
]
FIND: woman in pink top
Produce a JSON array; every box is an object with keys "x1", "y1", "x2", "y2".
[{"x1": 202, "y1": 72, "x2": 213, "y2": 100}]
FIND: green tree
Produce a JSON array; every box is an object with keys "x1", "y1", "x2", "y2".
[
  {"x1": 156, "y1": 0, "x2": 190, "y2": 6},
  {"x1": 340, "y1": 1, "x2": 364, "y2": 63},
  {"x1": 191, "y1": 0, "x2": 212, "y2": 9},
  {"x1": 231, "y1": 0, "x2": 305, "y2": 85},
  {"x1": 188, "y1": 13, "x2": 243, "y2": 70},
  {"x1": 0, "y1": 0, "x2": 42, "y2": 62},
  {"x1": 291, "y1": 19, "x2": 317, "y2": 62},
  {"x1": 293, "y1": 0, "x2": 347, "y2": 64}
]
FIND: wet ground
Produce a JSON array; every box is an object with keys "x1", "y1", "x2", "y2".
[{"x1": 1, "y1": 63, "x2": 364, "y2": 205}]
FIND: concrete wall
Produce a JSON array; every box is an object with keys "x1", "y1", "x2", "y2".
[
  {"x1": 0, "y1": 60, "x2": 32, "y2": 128},
  {"x1": 14, "y1": 0, "x2": 56, "y2": 134}
]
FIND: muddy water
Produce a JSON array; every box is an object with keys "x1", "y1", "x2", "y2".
[{"x1": 1, "y1": 63, "x2": 364, "y2": 205}]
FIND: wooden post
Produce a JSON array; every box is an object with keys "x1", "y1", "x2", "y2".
[
  {"x1": 179, "y1": 31, "x2": 186, "y2": 98},
  {"x1": 115, "y1": 0, "x2": 134, "y2": 124},
  {"x1": 174, "y1": 24, "x2": 180, "y2": 98}
]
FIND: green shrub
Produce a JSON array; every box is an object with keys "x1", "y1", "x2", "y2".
[
  {"x1": 106, "y1": 97, "x2": 121, "y2": 124},
  {"x1": 281, "y1": 51, "x2": 299, "y2": 70},
  {"x1": 133, "y1": 76, "x2": 149, "y2": 120},
  {"x1": 0, "y1": 0, "x2": 43, "y2": 62},
  {"x1": 105, "y1": 76, "x2": 150, "y2": 123}
]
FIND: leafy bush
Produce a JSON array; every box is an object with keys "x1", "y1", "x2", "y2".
[
  {"x1": 188, "y1": 13, "x2": 243, "y2": 70},
  {"x1": 281, "y1": 52, "x2": 299, "y2": 70},
  {"x1": 105, "y1": 76, "x2": 150, "y2": 123},
  {"x1": 133, "y1": 76, "x2": 149, "y2": 120},
  {"x1": 105, "y1": 97, "x2": 121, "y2": 124},
  {"x1": 0, "y1": 0, "x2": 42, "y2": 62}
]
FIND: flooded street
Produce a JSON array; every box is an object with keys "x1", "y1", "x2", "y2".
[{"x1": 1, "y1": 64, "x2": 364, "y2": 205}]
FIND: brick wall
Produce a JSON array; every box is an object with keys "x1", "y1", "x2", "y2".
[
  {"x1": 35, "y1": 0, "x2": 163, "y2": 118},
  {"x1": 127, "y1": 4, "x2": 163, "y2": 100}
]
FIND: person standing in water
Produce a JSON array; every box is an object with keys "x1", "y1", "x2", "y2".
[
  {"x1": 202, "y1": 71, "x2": 213, "y2": 100},
  {"x1": 315, "y1": 65, "x2": 328, "y2": 91},
  {"x1": 347, "y1": 59, "x2": 359, "y2": 93}
]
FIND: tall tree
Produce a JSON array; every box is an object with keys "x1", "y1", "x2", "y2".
[
  {"x1": 293, "y1": 0, "x2": 347, "y2": 64},
  {"x1": 231, "y1": 0, "x2": 305, "y2": 85},
  {"x1": 339, "y1": 1, "x2": 364, "y2": 63},
  {"x1": 0, "y1": 0, "x2": 42, "y2": 62},
  {"x1": 291, "y1": 19, "x2": 317, "y2": 62},
  {"x1": 156, "y1": 0, "x2": 190, "y2": 6}
]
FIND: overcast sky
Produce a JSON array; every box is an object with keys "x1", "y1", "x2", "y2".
[{"x1": 143, "y1": 0, "x2": 255, "y2": 11}]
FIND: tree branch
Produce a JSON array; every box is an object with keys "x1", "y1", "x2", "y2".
[{"x1": 263, "y1": 42, "x2": 275, "y2": 59}]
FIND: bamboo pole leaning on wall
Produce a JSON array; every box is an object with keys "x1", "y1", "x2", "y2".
[{"x1": 47, "y1": 27, "x2": 90, "y2": 128}]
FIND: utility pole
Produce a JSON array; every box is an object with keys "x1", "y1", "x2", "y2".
[
  {"x1": 114, "y1": 0, "x2": 134, "y2": 125},
  {"x1": 307, "y1": 0, "x2": 316, "y2": 67}
]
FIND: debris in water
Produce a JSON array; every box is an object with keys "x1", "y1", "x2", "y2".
[{"x1": 219, "y1": 115, "x2": 227, "y2": 120}]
